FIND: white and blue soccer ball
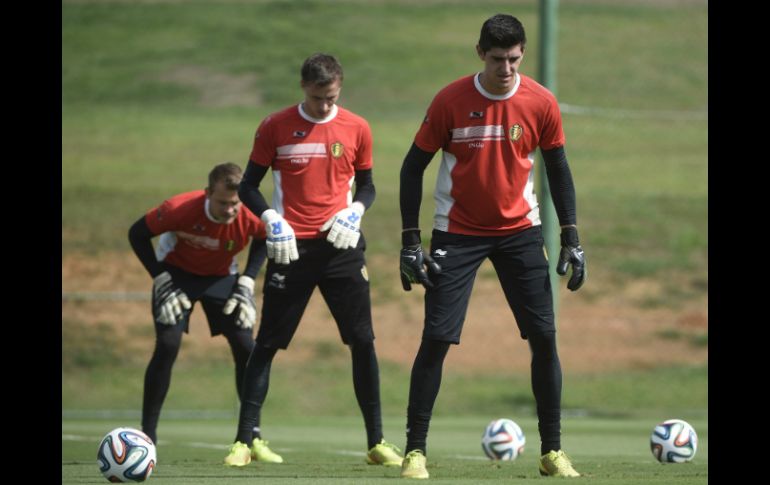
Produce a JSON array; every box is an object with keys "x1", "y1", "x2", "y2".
[
  {"x1": 97, "y1": 427, "x2": 157, "y2": 482},
  {"x1": 481, "y1": 418, "x2": 526, "y2": 461},
  {"x1": 650, "y1": 419, "x2": 698, "y2": 463}
]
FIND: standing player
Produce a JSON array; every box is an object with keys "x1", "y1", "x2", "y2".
[
  {"x1": 397, "y1": 14, "x2": 587, "y2": 479},
  {"x1": 128, "y1": 162, "x2": 267, "y2": 446},
  {"x1": 222, "y1": 53, "x2": 403, "y2": 468}
]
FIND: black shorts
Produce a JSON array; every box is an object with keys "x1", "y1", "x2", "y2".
[
  {"x1": 424, "y1": 226, "x2": 555, "y2": 344},
  {"x1": 151, "y1": 264, "x2": 250, "y2": 338},
  {"x1": 256, "y1": 236, "x2": 373, "y2": 349}
]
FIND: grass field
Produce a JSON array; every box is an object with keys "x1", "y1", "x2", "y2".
[
  {"x1": 63, "y1": 415, "x2": 708, "y2": 484},
  {"x1": 62, "y1": 0, "x2": 708, "y2": 482}
]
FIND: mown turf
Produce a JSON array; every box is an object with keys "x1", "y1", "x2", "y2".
[{"x1": 63, "y1": 415, "x2": 708, "y2": 484}]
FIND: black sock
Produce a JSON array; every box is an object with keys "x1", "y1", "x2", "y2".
[
  {"x1": 528, "y1": 332, "x2": 562, "y2": 455},
  {"x1": 351, "y1": 342, "x2": 383, "y2": 449},
  {"x1": 235, "y1": 345, "x2": 278, "y2": 444},
  {"x1": 405, "y1": 339, "x2": 451, "y2": 456},
  {"x1": 141, "y1": 330, "x2": 182, "y2": 446}
]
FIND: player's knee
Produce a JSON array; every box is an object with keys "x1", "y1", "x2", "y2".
[
  {"x1": 527, "y1": 331, "x2": 557, "y2": 358},
  {"x1": 154, "y1": 332, "x2": 182, "y2": 359}
]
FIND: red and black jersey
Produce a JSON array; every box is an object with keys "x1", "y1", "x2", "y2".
[
  {"x1": 414, "y1": 72, "x2": 565, "y2": 236},
  {"x1": 249, "y1": 104, "x2": 373, "y2": 239},
  {"x1": 145, "y1": 190, "x2": 266, "y2": 276}
]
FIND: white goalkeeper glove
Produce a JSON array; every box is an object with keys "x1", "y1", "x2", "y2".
[
  {"x1": 222, "y1": 275, "x2": 257, "y2": 329},
  {"x1": 320, "y1": 202, "x2": 364, "y2": 249},
  {"x1": 152, "y1": 271, "x2": 192, "y2": 325},
  {"x1": 261, "y1": 209, "x2": 299, "y2": 265}
]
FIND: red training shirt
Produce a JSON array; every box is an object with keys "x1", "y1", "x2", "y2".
[
  {"x1": 249, "y1": 104, "x2": 374, "y2": 239},
  {"x1": 414, "y1": 72, "x2": 565, "y2": 236},
  {"x1": 145, "y1": 190, "x2": 266, "y2": 276}
]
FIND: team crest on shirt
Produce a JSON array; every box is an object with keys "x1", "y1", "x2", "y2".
[
  {"x1": 469, "y1": 111, "x2": 484, "y2": 118},
  {"x1": 193, "y1": 223, "x2": 206, "y2": 232},
  {"x1": 331, "y1": 142, "x2": 344, "y2": 158},
  {"x1": 361, "y1": 265, "x2": 369, "y2": 281},
  {"x1": 226, "y1": 240, "x2": 235, "y2": 251},
  {"x1": 510, "y1": 124, "x2": 523, "y2": 142},
  {"x1": 293, "y1": 130, "x2": 306, "y2": 137}
]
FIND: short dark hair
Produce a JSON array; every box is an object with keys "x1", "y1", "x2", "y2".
[
  {"x1": 478, "y1": 14, "x2": 526, "y2": 52},
  {"x1": 208, "y1": 162, "x2": 242, "y2": 191},
  {"x1": 301, "y1": 53, "x2": 344, "y2": 86}
]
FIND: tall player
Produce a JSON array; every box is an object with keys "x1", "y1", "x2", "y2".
[
  {"x1": 397, "y1": 14, "x2": 587, "y2": 479},
  {"x1": 128, "y1": 162, "x2": 267, "y2": 446},
  {"x1": 223, "y1": 53, "x2": 403, "y2": 468}
]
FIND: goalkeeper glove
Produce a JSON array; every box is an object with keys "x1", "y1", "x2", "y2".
[
  {"x1": 556, "y1": 226, "x2": 587, "y2": 291},
  {"x1": 223, "y1": 275, "x2": 257, "y2": 329},
  {"x1": 400, "y1": 245, "x2": 441, "y2": 291},
  {"x1": 152, "y1": 271, "x2": 192, "y2": 325},
  {"x1": 320, "y1": 202, "x2": 364, "y2": 249},
  {"x1": 261, "y1": 209, "x2": 299, "y2": 265}
]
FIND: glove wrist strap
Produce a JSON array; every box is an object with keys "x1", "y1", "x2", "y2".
[{"x1": 402, "y1": 228, "x2": 421, "y2": 247}]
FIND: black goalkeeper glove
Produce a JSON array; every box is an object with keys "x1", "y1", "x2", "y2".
[
  {"x1": 400, "y1": 245, "x2": 442, "y2": 291},
  {"x1": 556, "y1": 226, "x2": 587, "y2": 291},
  {"x1": 152, "y1": 271, "x2": 192, "y2": 325},
  {"x1": 223, "y1": 275, "x2": 257, "y2": 329}
]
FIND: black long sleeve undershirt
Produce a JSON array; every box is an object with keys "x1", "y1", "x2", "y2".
[
  {"x1": 239, "y1": 162, "x2": 271, "y2": 218},
  {"x1": 128, "y1": 216, "x2": 165, "y2": 278},
  {"x1": 541, "y1": 145, "x2": 577, "y2": 227},
  {"x1": 242, "y1": 237, "x2": 267, "y2": 279},
  {"x1": 351, "y1": 168, "x2": 376, "y2": 210},
  {"x1": 399, "y1": 143, "x2": 435, "y2": 246}
]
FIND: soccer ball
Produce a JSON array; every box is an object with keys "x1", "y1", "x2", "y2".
[
  {"x1": 481, "y1": 418, "x2": 526, "y2": 461},
  {"x1": 650, "y1": 419, "x2": 698, "y2": 463},
  {"x1": 97, "y1": 427, "x2": 157, "y2": 482}
]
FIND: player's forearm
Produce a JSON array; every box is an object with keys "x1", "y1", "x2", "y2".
[
  {"x1": 242, "y1": 237, "x2": 267, "y2": 279},
  {"x1": 239, "y1": 161, "x2": 271, "y2": 217},
  {"x1": 400, "y1": 143, "x2": 434, "y2": 245},
  {"x1": 352, "y1": 168, "x2": 376, "y2": 210},
  {"x1": 542, "y1": 145, "x2": 577, "y2": 227},
  {"x1": 128, "y1": 216, "x2": 165, "y2": 277}
]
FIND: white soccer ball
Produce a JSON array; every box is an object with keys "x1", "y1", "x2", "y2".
[
  {"x1": 97, "y1": 427, "x2": 157, "y2": 482},
  {"x1": 650, "y1": 419, "x2": 698, "y2": 463},
  {"x1": 481, "y1": 418, "x2": 526, "y2": 461}
]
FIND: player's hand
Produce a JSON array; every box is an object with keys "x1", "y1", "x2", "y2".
[
  {"x1": 556, "y1": 226, "x2": 586, "y2": 291},
  {"x1": 400, "y1": 245, "x2": 441, "y2": 291},
  {"x1": 320, "y1": 202, "x2": 364, "y2": 249},
  {"x1": 152, "y1": 271, "x2": 192, "y2": 325},
  {"x1": 261, "y1": 209, "x2": 299, "y2": 265},
  {"x1": 223, "y1": 275, "x2": 257, "y2": 329}
]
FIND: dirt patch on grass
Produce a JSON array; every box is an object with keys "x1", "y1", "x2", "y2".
[
  {"x1": 62, "y1": 252, "x2": 707, "y2": 374},
  {"x1": 155, "y1": 64, "x2": 262, "y2": 108}
]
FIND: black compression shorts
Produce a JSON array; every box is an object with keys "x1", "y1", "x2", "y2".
[{"x1": 423, "y1": 225, "x2": 555, "y2": 344}]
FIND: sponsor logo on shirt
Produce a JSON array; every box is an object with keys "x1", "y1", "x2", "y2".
[
  {"x1": 193, "y1": 223, "x2": 206, "y2": 232},
  {"x1": 331, "y1": 142, "x2": 344, "y2": 158},
  {"x1": 292, "y1": 130, "x2": 306, "y2": 137},
  {"x1": 433, "y1": 248, "x2": 447, "y2": 258},
  {"x1": 469, "y1": 111, "x2": 484, "y2": 118},
  {"x1": 175, "y1": 231, "x2": 220, "y2": 250},
  {"x1": 510, "y1": 124, "x2": 523, "y2": 142}
]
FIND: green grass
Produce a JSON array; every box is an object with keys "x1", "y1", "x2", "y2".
[
  {"x1": 62, "y1": 0, "x2": 708, "y2": 291},
  {"x1": 63, "y1": 361, "x2": 707, "y2": 420},
  {"x1": 62, "y1": 3, "x2": 708, "y2": 480},
  {"x1": 63, "y1": 415, "x2": 708, "y2": 484}
]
